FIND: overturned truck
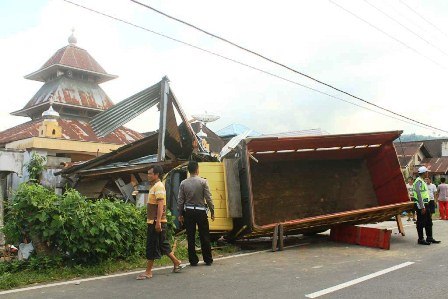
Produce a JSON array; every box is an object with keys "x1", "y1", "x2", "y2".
[{"x1": 166, "y1": 130, "x2": 413, "y2": 239}]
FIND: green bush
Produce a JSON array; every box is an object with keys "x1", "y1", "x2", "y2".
[{"x1": 3, "y1": 183, "x2": 147, "y2": 263}]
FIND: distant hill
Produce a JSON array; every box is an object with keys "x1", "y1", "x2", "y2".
[{"x1": 398, "y1": 134, "x2": 447, "y2": 142}]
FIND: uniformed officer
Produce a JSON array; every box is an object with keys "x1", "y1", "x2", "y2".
[
  {"x1": 413, "y1": 166, "x2": 441, "y2": 245},
  {"x1": 177, "y1": 161, "x2": 215, "y2": 266}
]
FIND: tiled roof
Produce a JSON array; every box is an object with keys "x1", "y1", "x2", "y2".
[
  {"x1": 12, "y1": 77, "x2": 114, "y2": 118},
  {"x1": 41, "y1": 45, "x2": 107, "y2": 75},
  {"x1": 25, "y1": 45, "x2": 117, "y2": 83},
  {"x1": 0, "y1": 118, "x2": 143, "y2": 146}
]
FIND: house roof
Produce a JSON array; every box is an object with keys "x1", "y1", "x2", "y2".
[
  {"x1": 262, "y1": 128, "x2": 328, "y2": 138},
  {"x1": 11, "y1": 76, "x2": 114, "y2": 118},
  {"x1": 0, "y1": 118, "x2": 143, "y2": 147},
  {"x1": 394, "y1": 142, "x2": 431, "y2": 168},
  {"x1": 421, "y1": 139, "x2": 448, "y2": 158},
  {"x1": 25, "y1": 44, "x2": 117, "y2": 83},
  {"x1": 216, "y1": 124, "x2": 261, "y2": 138},
  {"x1": 420, "y1": 157, "x2": 448, "y2": 174}
]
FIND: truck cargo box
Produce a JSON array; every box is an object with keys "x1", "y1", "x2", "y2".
[{"x1": 232, "y1": 130, "x2": 413, "y2": 236}]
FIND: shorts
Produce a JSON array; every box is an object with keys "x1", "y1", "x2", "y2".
[{"x1": 146, "y1": 222, "x2": 171, "y2": 260}]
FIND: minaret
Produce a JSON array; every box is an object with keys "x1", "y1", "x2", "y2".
[
  {"x1": 38, "y1": 96, "x2": 62, "y2": 138},
  {"x1": 12, "y1": 30, "x2": 118, "y2": 121}
]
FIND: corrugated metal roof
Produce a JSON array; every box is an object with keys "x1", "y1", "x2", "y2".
[
  {"x1": 91, "y1": 82, "x2": 161, "y2": 137},
  {"x1": 262, "y1": 128, "x2": 328, "y2": 138},
  {"x1": 420, "y1": 157, "x2": 448, "y2": 174},
  {"x1": 12, "y1": 76, "x2": 114, "y2": 118},
  {"x1": 25, "y1": 45, "x2": 117, "y2": 83},
  {"x1": 0, "y1": 118, "x2": 143, "y2": 146},
  {"x1": 216, "y1": 124, "x2": 261, "y2": 137}
]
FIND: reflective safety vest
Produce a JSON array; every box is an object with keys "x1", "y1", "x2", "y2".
[{"x1": 413, "y1": 177, "x2": 429, "y2": 204}]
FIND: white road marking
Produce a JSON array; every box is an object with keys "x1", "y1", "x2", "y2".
[
  {"x1": 305, "y1": 261, "x2": 414, "y2": 298},
  {"x1": 0, "y1": 242, "x2": 310, "y2": 295}
]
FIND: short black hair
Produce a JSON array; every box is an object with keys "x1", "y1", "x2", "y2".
[
  {"x1": 187, "y1": 161, "x2": 199, "y2": 174},
  {"x1": 148, "y1": 165, "x2": 164, "y2": 178},
  {"x1": 442, "y1": 177, "x2": 446, "y2": 183}
]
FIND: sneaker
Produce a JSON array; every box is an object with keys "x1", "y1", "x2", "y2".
[{"x1": 418, "y1": 239, "x2": 431, "y2": 245}]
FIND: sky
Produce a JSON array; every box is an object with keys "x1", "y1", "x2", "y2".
[{"x1": 1, "y1": 0, "x2": 448, "y2": 137}]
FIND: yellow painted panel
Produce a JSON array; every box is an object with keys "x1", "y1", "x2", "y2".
[
  {"x1": 214, "y1": 200, "x2": 227, "y2": 209},
  {"x1": 200, "y1": 173, "x2": 225, "y2": 182},
  {"x1": 209, "y1": 182, "x2": 225, "y2": 191},
  {"x1": 213, "y1": 208, "x2": 228, "y2": 218},
  {"x1": 211, "y1": 190, "x2": 226, "y2": 201},
  {"x1": 199, "y1": 162, "x2": 224, "y2": 173},
  {"x1": 198, "y1": 162, "x2": 232, "y2": 231}
]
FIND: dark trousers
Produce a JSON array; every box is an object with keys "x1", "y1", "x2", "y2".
[
  {"x1": 415, "y1": 203, "x2": 433, "y2": 240},
  {"x1": 184, "y1": 209, "x2": 213, "y2": 265}
]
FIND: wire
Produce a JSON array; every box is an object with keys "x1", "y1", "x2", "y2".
[
  {"x1": 128, "y1": 0, "x2": 448, "y2": 133},
  {"x1": 60, "y1": 0, "x2": 448, "y2": 134},
  {"x1": 363, "y1": 0, "x2": 448, "y2": 58},
  {"x1": 329, "y1": 0, "x2": 447, "y2": 70},
  {"x1": 399, "y1": 0, "x2": 448, "y2": 39}
]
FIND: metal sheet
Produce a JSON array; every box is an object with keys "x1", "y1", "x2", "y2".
[{"x1": 90, "y1": 82, "x2": 161, "y2": 137}]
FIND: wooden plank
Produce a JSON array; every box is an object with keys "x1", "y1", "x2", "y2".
[
  {"x1": 272, "y1": 224, "x2": 279, "y2": 252},
  {"x1": 278, "y1": 224, "x2": 284, "y2": 251},
  {"x1": 395, "y1": 214, "x2": 405, "y2": 236}
]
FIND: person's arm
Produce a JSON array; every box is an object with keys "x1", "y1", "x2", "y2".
[
  {"x1": 156, "y1": 200, "x2": 164, "y2": 232},
  {"x1": 155, "y1": 185, "x2": 165, "y2": 232},
  {"x1": 415, "y1": 180, "x2": 425, "y2": 212},
  {"x1": 204, "y1": 180, "x2": 215, "y2": 221},
  {"x1": 177, "y1": 183, "x2": 185, "y2": 224}
]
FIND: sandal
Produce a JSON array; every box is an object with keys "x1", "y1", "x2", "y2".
[
  {"x1": 136, "y1": 273, "x2": 152, "y2": 280},
  {"x1": 173, "y1": 264, "x2": 185, "y2": 273}
]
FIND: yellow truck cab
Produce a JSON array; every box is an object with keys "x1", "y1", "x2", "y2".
[{"x1": 165, "y1": 162, "x2": 233, "y2": 233}]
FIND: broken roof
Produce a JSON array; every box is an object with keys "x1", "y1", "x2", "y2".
[
  {"x1": 58, "y1": 77, "x2": 201, "y2": 176},
  {"x1": 190, "y1": 122, "x2": 225, "y2": 153}
]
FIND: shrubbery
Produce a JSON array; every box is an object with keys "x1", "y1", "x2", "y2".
[{"x1": 3, "y1": 183, "x2": 147, "y2": 263}]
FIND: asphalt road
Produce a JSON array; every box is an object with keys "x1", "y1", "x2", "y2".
[{"x1": 1, "y1": 219, "x2": 447, "y2": 299}]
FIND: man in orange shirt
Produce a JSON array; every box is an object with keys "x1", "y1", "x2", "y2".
[{"x1": 137, "y1": 165, "x2": 184, "y2": 280}]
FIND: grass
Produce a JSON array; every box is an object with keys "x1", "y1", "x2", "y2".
[{"x1": 0, "y1": 239, "x2": 239, "y2": 291}]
